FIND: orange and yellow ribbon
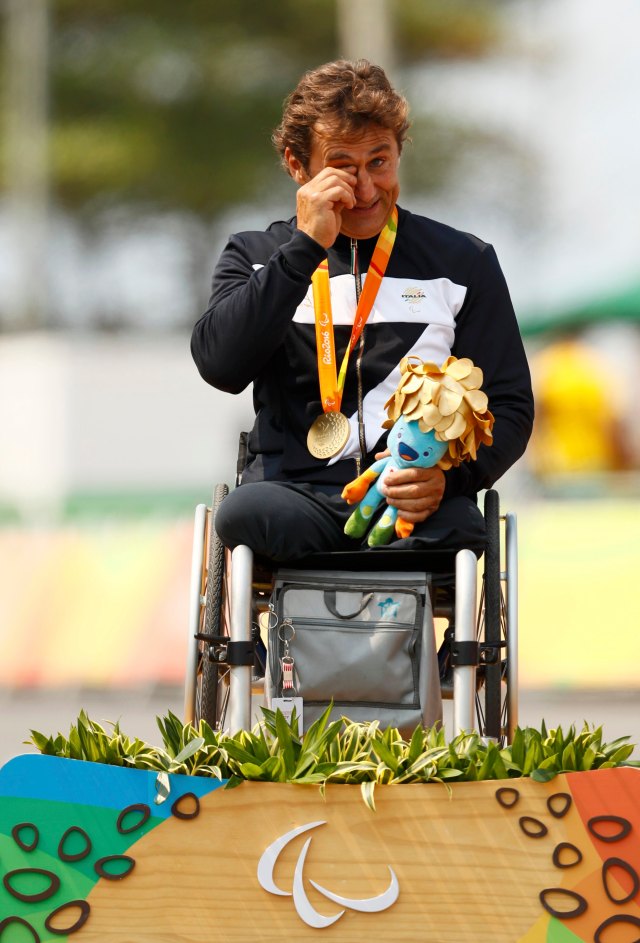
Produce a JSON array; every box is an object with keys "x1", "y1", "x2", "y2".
[{"x1": 311, "y1": 206, "x2": 398, "y2": 413}]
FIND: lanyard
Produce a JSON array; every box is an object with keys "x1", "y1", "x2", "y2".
[{"x1": 310, "y1": 206, "x2": 398, "y2": 414}]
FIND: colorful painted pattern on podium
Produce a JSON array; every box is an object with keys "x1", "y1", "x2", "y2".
[{"x1": 1, "y1": 755, "x2": 638, "y2": 941}]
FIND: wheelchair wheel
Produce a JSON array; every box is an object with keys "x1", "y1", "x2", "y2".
[
  {"x1": 196, "y1": 484, "x2": 230, "y2": 729},
  {"x1": 476, "y1": 489, "x2": 508, "y2": 741}
]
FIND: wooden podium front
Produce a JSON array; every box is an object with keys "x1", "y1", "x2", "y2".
[{"x1": 1, "y1": 755, "x2": 638, "y2": 942}]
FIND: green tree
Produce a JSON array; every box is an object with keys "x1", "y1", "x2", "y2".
[{"x1": 3, "y1": 0, "x2": 506, "y2": 218}]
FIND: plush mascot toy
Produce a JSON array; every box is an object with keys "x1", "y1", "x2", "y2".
[{"x1": 341, "y1": 356, "x2": 494, "y2": 546}]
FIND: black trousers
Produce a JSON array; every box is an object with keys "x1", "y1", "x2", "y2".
[{"x1": 215, "y1": 481, "x2": 486, "y2": 563}]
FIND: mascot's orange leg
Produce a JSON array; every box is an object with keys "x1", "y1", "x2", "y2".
[{"x1": 395, "y1": 517, "x2": 415, "y2": 539}]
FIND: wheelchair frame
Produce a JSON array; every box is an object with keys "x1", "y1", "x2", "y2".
[{"x1": 184, "y1": 488, "x2": 518, "y2": 743}]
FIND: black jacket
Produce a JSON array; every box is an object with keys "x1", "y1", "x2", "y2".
[{"x1": 192, "y1": 205, "x2": 534, "y2": 498}]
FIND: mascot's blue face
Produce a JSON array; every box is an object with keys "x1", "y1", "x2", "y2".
[{"x1": 389, "y1": 416, "x2": 449, "y2": 469}]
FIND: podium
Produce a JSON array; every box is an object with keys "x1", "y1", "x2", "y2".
[{"x1": 1, "y1": 755, "x2": 638, "y2": 942}]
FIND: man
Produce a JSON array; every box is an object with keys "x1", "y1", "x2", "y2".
[{"x1": 192, "y1": 59, "x2": 534, "y2": 561}]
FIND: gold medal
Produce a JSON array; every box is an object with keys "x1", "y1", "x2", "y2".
[{"x1": 307, "y1": 411, "x2": 350, "y2": 459}]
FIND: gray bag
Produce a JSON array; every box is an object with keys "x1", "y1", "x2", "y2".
[{"x1": 266, "y1": 569, "x2": 441, "y2": 735}]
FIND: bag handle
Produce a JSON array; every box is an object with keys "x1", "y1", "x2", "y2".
[{"x1": 323, "y1": 591, "x2": 374, "y2": 620}]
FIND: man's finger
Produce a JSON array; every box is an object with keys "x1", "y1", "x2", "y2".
[
  {"x1": 311, "y1": 166, "x2": 358, "y2": 186},
  {"x1": 384, "y1": 482, "x2": 440, "y2": 501},
  {"x1": 391, "y1": 507, "x2": 438, "y2": 523}
]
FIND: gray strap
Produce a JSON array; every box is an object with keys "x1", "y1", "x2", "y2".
[{"x1": 323, "y1": 591, "x2": 374, "y2": 620}]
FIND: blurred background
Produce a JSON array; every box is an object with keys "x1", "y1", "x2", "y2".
[{"x1": 1, "y1": 0, "x2": 638, "y2": 762}]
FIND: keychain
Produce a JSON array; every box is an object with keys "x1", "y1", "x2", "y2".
[
  {"x1": 271, "y1": 618, "x2": 304, "y2": 734},
  {"x1": 280, "y1": 618, "x2": 296, "y2": 694}
]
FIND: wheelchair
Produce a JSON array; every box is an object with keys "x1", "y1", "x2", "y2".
[{"x1": 184, "y1": 475, "x2": 518, "y2": 744}]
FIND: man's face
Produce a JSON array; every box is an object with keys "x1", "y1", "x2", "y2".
[{"x1": 305, "y1": 123, "x2": 400, "y2": 240}]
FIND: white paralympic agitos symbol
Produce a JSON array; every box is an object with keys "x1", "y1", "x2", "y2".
[{"x1": 257, "y1": 820, "x2": 399, "y2": 929}]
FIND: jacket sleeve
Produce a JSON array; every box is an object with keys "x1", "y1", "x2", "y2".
[
  {"x1": 191, "y1": 228, "x2": 326, "y2": 393},
  {"x1": 444, "y1": 244, "x2": 534, "y2": 498}
]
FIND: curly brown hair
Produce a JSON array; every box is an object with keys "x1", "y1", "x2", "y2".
[{"x1": 272, "y1": 59, "x2": 410, "y2": 174}]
